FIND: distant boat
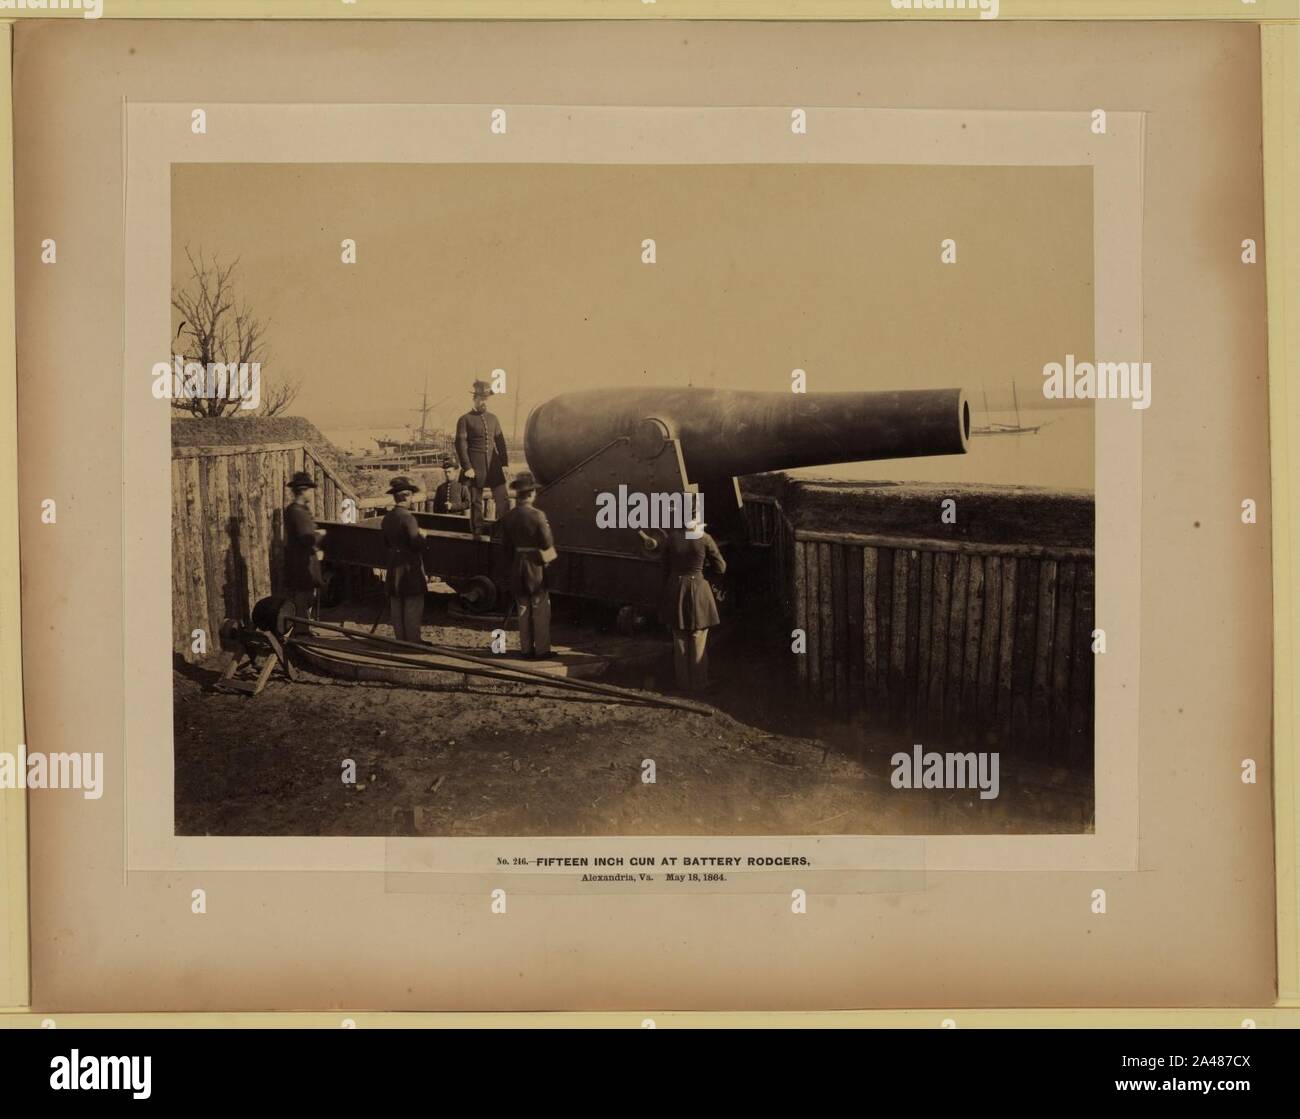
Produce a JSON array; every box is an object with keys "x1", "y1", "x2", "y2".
[
  {"x1": 350, "y1": 448, "x2": 449, "y2": 472},
  {"x1": 972, "y1": 383, "x2": 1044, "y2": 436},
  {"x1": 354, "y1": 379, "x2": 455, "y2": 468}
]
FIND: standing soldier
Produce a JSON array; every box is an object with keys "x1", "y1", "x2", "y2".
[
  {"x1": 498, "y1": 471, "x2": 556, "y2": 660},
  {"x1": 382, "y1": 475, "x2": 428, "y2": 644},
  {"x1": 455, "y1": 378, "x2": 510, "y2": 537},
  {"x1": 432, "y1": 456, "x2": 471, "y2": 515},
  {"x1": 659, "y1": 514, "x2": 726, "y2": 693},
  {"x1": 282, "y1": 470, "x2": 326, "y2": 631}
]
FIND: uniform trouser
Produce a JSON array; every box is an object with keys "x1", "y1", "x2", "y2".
[
  {"x1": 672, "y1": 628, "x2": 710, "y2": 691},
  {"x1": 468, "y1": 482, "x2": 509, "y2": 535},
  {"x1": 289, "y1": 588, "x2": 317, "y2": 632},
  {"x1": 389, "y1": 594, "x2": 424, "y2": 644},
  {"x1": 516, "y1": 590, "x2": 551, "y2": 656}
]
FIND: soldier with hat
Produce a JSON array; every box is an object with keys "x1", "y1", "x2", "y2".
[
  {"x1": 432, "y1": 455, "x2": 471, "y2": 515},
  {"x1": 659, "y1": 512, "x2": 726, "y2": 693},
  {"x1": 455, "y1": 379, "x2": 510, "y2": 537},
  {"x1": 498, "y1": 471, "x2": 556, "y2": 660},
  {"x1": 381, "y1": 475, "x2": 428, "y2": 644},
  {"x1": 282, "y1": 470, "x2": 326, "y2": 630}
]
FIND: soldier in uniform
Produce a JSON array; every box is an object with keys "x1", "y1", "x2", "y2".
[
  {"x1": 381, "y1": 475, "x2": 428, "y2": 644},
  {"x1": 282, "y1": 470, "x2": 326, "y2": 631},
  {"x1": 432, "y1": 455, "x2": 471, "y2": 515},
  {"x1": 659, "y1": 515, "x2": 727, "y2": 692},
  {"x1": 498, "y1": 471, "x2": 556, "y2": 660},
  {"x1": 455, "y1": 379, "x2": 510, "y2": 537}
]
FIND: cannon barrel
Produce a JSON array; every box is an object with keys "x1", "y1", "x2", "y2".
[{"x1": 524, "y1": 387, "x2": 970, "y2": 485}]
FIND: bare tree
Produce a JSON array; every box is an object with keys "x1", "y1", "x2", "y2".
[{"x1": 170, "y1": 248, "x2": 300, "y2": 418}]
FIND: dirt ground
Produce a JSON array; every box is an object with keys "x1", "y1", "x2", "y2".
[{"x1": 174, "y1": 595, "x2": 1092, "y2": 837}]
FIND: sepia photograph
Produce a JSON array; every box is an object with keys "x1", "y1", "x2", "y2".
[
  {"x1": 5, "y1": 13, "x2": 1284, "y2": 1028},
  {"x1": 167, "y1": 161, "x2": 1097, "y2": 839}
]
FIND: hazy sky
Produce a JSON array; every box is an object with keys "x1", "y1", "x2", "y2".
[{"x1": 171, "y1": 162, "x2": 1095, "y2": 439}]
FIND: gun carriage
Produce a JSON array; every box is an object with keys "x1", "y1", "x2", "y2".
[{"x1": 317, "y1": 386, "x2": 971, "y2": 620}]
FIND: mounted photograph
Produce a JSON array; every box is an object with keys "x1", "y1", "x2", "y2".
[{"x1": 167, "y1": 160, "x2": 1097, "y2": 839}]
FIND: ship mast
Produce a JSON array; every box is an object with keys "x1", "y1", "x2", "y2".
[{"x1": 411, "y1": 376, "x2": 432, "y2": 441}]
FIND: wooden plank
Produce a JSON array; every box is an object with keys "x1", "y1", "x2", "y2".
[
  {"x1": 284, "y1": 448, "x2": 299, "y2": 587},
  {"x1": 944, "y1": 553, "x2": 969, "y2": 732},
  {"x1": 831, "y1": 542, "x2": 848, "y2": 717},
  {"x1": 875, "y1": 547, "x2": 895, "y2": 712},
  {"x1": 978, "y1": 555, "x2": 1002, "y2": 727},
  {"x1": 196, "y1": 455, "x2": 223, "y2": 648},
  {"x1": 818, "y1": 542, "x2": 834, "y2": 709},
  {"x1": 172, "y1": 459, "x2": 189, "y2": 657},
  {"x1": 793, "y1": 536, "x2": 808, "y2": 696},
  {"x1": 1030, "y1": 559, "x2": 1058, "y2": 751},
  {"x1": 242, "y1": 452, "x2": 260, "y2": 611},
  {"x1": 230, "y1": 449, "x2": 249, "y2": 621},
  {"x1": 903, "y1": 548, "x2": 920, "y2": 726},
  {"x1": 862, "y1": 547, "x2": 878, "y2": 715},
  {"x1": 889, "y1": 549, "x2": 908, "y2": 724},
  {"x1": 269, "y1": 452, "x2": 284, "y2": 594},
  {"x1": 211, "y1": 451, "x2": 236, "y2": 629},
  {"x1": 1070, "y1": 559, "x2": 1096, "y2": 767},
  {"x1": 249, "y1": 451, "x2": 264, "y2": 610},
  {"x1": 777, "y1": 517, "x2": 790, "y2": 615},
  {"x1": 255, "y1": 451, "x2": 275, "y2": 605},
  {"x1": 170, "y1": 459, "x2": 189, "y2": 658},
  {"x1": 927, "y1": 551, "x2": 952, "y2": 731},
  {"x1": 960, "y1": 555, "x2": 984, "y2": 729},
  {"x1": 313, "y1": 460, "x2": 326, "y2": 520},
  {"x1": 289, "y1": 447, "x2": 302, "y2": 518},
  {"x1": 1051, "y1": 561, "x2": 1077, "y2": 756},
  {"x1": 781, "y1": 519, "x2": 792, "y2": 615},
  {"x1": 182, "y1": 456, "x2": 208, "y2": 656},
  {"x1": 193, "y1": 455, "x2": 214, "y2": 644},
  {"x1": 1010, "y1": 557, "x2": 1040, "y2": 750},
  {"x1": 846, "y1": 545, "x2": 864, "y2": 713},
  {"x1": 256, "y1": 452, "x2": 273, "y2": 605},
  {"x1": 996, "y1": 557, "x2": 1017, "y2": 736},
  {"x1": 806, "y1": 541, "x2": 821, "y2": 703},
  {"x1": 916, "y1": 551, "x2": 934, "y2": 726}
]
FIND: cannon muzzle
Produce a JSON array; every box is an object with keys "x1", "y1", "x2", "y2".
[{"x1": 524, "y1": 386, "x2": 970, "y2": 485}]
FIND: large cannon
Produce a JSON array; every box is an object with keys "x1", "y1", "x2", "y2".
[
  {"x1": 319, "y1": 386, "x2": 969, "y2": 615},
  {"x1": 527, "y1": 386, "x2": 968, "y2": 545},
  {"x1": 526, "y1": 387, "x2": 970, "y2": 486}
]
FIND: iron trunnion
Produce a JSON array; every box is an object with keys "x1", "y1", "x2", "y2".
[{"x1": 317, "y1": 386, "x2": 971, "y2": 620}]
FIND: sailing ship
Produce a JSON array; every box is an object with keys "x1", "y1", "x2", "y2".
[
  {"x1": 373, "y1": 380, "x2": 454, "y2": 454},
  {"x1": 972, "y1": 383, "x2": 1044, "y2": 436},
  {"x1": 349, "y1": 380, "x2": 456, "y2": 471}
]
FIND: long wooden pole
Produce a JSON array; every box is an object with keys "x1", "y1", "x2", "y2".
[
  {"x1": 286, "y1": 616, "x2": 714, "y2": 715},
  {"x1": 288, "y1": 633, "x2": 696, "y2": 712}
]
